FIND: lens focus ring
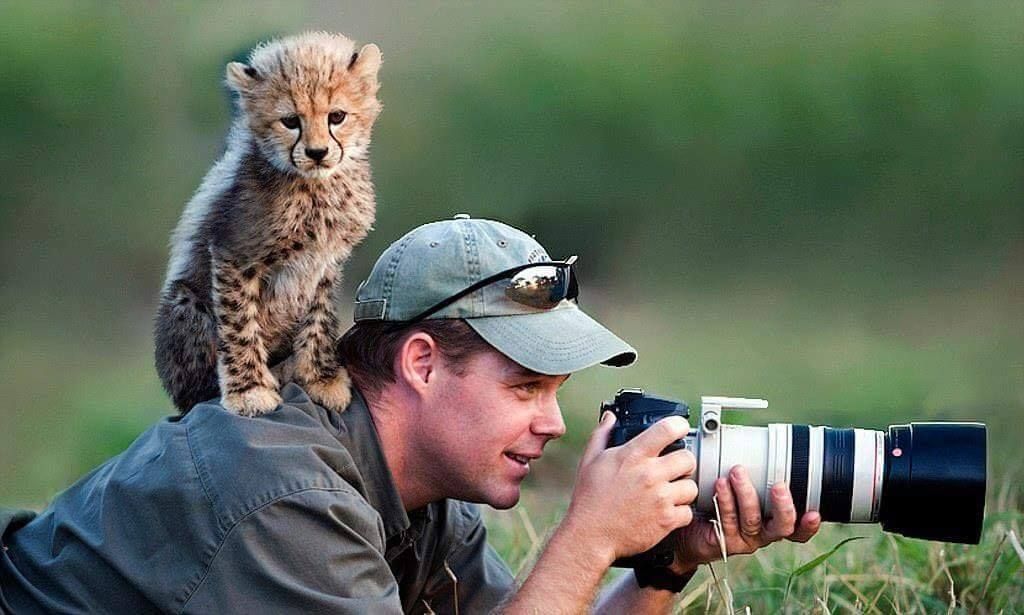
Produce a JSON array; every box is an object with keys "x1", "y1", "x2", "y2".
[
  {"x1": 789, "y1": 425, "x2": 810, "y2": 519},
  {"x1": 820, "y1": 428, "x2": 855, "y2": 522}
]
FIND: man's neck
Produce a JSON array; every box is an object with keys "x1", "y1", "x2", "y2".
[{"x1": 365, "y1": 388, "x2": 439, "y2": 512}]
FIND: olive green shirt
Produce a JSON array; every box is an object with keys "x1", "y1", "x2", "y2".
[{"x1": 0, "y1": 383, "x2": 514, "y2": 613}]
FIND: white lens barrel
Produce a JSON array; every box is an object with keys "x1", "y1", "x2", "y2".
[
  {"x1": 848, "y1": 429, "x2": 885, "y2": 521},
  {"x1": 694, "y1": 425, "x2": 770, "y2": 514},
  {"x1": 806, "y1": 426, "x2": 825, "y2": 513},
  {"x1": 693, "y1": 422, "x2": 886, "y2": 524},
  {"x1": 766, "y1": 424, "x2": 792, "y2": 514}
]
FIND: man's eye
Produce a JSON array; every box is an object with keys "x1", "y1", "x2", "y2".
[
  {"x1": 517, "y1": 382, "x2": 540, "y2": 395},
  {"x1": 328, "y1": 110, "x2": 347, "y2": 125},
  {"x1": 280, "y1": 115, "x2": 300, "y2": 129}
]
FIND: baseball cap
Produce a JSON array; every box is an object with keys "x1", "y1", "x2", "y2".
[{"x1": 352, "y1": 215, "x2": 637, "y2": 375}]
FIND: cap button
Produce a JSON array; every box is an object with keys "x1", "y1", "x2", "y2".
[{"x1": 452, "y1": 213, "x2": 471, "y2": 220}]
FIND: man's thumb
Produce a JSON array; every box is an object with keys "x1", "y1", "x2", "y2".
[{"x1": 581, "y1": 411, "x2": 616, "y2": 464}]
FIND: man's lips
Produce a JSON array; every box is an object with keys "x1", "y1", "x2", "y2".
[{"x1": 504, "y1": 452, "x2": 541, "y2": 465}]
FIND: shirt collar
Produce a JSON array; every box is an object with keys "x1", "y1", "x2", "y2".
[{"x1": 332, "y1": 387, "x2": 412, "y2": 540}]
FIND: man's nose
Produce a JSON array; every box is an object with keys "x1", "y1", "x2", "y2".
[{"x1": 534, "y1": 396, "x2": 566, "y2": 439}]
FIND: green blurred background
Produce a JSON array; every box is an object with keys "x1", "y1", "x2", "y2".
[{"x1": 1, "y1": 0, "x2": 1021, "y2": 526}]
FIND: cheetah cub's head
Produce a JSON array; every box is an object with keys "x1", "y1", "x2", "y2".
[{"x1": 226, "y1": 32, "x2": 382, "y2": 179}]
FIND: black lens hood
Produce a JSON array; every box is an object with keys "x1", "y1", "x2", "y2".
[{"x1": 880, "y1": 422, "x2": 987, "y2": 544}]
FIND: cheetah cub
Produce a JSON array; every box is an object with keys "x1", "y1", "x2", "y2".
[{"x1": 155, "y1": 32, "x2": 381, "y2": 416}]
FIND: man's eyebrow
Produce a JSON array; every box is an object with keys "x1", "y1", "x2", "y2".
[
  {"x1": 507, "y1": 364, "x2": 545, "y2": 379},
  {"x1": 506, "y1": 364, "x2": 571, "y2": 384}
]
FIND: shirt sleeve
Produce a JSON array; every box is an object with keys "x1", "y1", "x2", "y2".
[
  {"x1": 181, "y1": 487, "x2": 403, "y2": 615},
  {"x1": 427, "y1": 502, "x2": 515, "y2": 614}
]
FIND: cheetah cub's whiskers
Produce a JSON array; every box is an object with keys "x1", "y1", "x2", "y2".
[{"x1": 154, "y1": 32, "x2": 382, "y2": 417}]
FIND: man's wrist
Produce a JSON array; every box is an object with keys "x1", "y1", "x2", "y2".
[{"x1": 551, "y1": 514, "x2": 616, "y2": 574}]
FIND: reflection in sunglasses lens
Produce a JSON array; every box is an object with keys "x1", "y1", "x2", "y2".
[{"x1": 506, "y1": 266, "x2": 567, "y2": 308}]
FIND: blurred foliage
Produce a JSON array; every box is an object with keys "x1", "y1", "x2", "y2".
[
  {"x1": 0, "y1": 0, "x2": 1021, "y2": 539},
  {"x1": 487, "y1": 485, "x2": 1024, "y2": 612}
]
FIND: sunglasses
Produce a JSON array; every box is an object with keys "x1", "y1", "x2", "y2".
[{"x1": 407, "y1": 256, "x2": 580, "y2": 323}]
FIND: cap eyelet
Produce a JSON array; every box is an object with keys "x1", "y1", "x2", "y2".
[
  {"x1": 497, "y1": 239, "x2": 508, "y2": 248},
  {"x1": 429, "y1": 241, "x2": 439, "y2": 248}
]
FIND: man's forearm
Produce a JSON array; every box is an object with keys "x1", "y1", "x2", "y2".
[
  {"x1": 499, "y1": 519, "x2": 611, "y2": 613},
  {"x1": 500, "y1": 519, "x2": 692, "y2": 614}
]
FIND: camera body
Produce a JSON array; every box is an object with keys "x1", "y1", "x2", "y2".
[
  {"x1": 601, "y1": 388, "x2": 987, "y2": 570},
  {"x1": 604, "y1": 389, "x2": 691, "y2": 452},
  {"x1": 601, "y1": 390, "x2": 692, "y2": 568}
]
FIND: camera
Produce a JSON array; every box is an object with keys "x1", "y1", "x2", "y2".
[{"x1": 601, "y1": 389, "x2": 987, "y2": 568}]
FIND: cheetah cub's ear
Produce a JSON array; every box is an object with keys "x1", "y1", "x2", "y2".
[
  {"x1": 348, "y1": 43, "x2": 382, "y2": 88},
  {"x1": 225, "y1": 62, "x2": 260, "y2": 94}
]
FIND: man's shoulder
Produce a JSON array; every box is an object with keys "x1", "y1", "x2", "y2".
[
  {"x1": 182, "y1": 383, "x2": 368, "y2": 529},
  {"x1": 1, "y1": 387, "x2": 392, "y2": 614}
]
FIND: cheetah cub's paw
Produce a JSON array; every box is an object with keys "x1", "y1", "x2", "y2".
[
  {"x1": 304, "y1": 367, "x2": 352, "y2": 412},
  {"x1": 222, "y1": 386, "x2": 283, "y2": 417}
]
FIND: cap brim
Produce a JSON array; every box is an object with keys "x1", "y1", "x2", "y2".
[{"x1": 464, "y1": 304, "x2": 637, "y2": 375}]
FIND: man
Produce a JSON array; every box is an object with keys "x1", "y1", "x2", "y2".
[{"x1": 0, "y1": 216, "x2": 819, "y2": 613}]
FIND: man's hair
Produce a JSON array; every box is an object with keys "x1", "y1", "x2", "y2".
[{"x1": 338, "y1": 319, "x2": 493, "y2": 400}]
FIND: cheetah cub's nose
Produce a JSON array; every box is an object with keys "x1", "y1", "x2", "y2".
[{"x1": 305, "y1": 148, "x2": 328, "y2": 162}]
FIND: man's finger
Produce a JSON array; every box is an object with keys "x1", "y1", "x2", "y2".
[
  {"x1": 729, "y1": 466, "x2": 763, "y2": 538},
  {"x1": 787, "y1": 512, "x2": 822, "y2": 543},
  {"x1": 713, "y1": 476, "x2": 740, "y2": 539},
  {"x1": 656, "y1": 448, "x2": 697, "y2": 481},
  {"x1": 580, "y1": 411, "x2": 616, "y2": 465},
  {"x1": 673, "y1": 504, "x2": 695, "y2": 529},
  {"x1": 762, "y1": 482, "x2": 797, "y2": 542},
  {"x1": 626, "y1": 416, "x2": 689, "y2": 457},
  {"x1": 669, "y1": 478, "x2": 699, "y2": 506}
]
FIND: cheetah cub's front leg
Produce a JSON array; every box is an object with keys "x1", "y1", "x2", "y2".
[
  {"x1": 291, "y1": 265, "x2": 352, "y2": 411},
  {"x1": 212, "y1": 256, "x2": 282, "y2": 416}
]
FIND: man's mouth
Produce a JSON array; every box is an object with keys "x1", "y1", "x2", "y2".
[{"x1": 504, "y1": 452, "x2": 538, "y2": 466}]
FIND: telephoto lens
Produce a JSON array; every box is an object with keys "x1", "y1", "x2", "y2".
[{"x1": 603, "y1": 390, "x2": 988, "y2": 548}]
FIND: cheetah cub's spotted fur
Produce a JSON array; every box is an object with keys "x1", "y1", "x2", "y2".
[{"x1": 155, "y1": 32, "x2": 381, "y2": 416}]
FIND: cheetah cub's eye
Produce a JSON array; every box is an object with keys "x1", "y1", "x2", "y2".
[
  {"x1": 280, "y1": 115, "x2": 300, "y2": 130},
  {"x1": 328, "y1": 110, "x2": 347, "y2": 125}
]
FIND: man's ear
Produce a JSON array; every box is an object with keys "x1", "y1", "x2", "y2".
[
  {"x1": 396, "y1": 332, "x2": 438, "y2": 395},
  {"x1": 225, "y1": 61, "x2": 260, "y2": 94}
]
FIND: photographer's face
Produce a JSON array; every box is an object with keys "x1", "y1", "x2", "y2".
[{"x1": 421, "y1": 347, "x2": 568, "y2": 509}]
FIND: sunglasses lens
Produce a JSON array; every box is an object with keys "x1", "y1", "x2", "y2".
[{"x1": 505, "y1": 265, "x2": 569, "y2": 309}]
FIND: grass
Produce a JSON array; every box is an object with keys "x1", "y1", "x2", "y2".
[{"x1": 485, "y1": 481, "x2": 1024, "y2": 613}]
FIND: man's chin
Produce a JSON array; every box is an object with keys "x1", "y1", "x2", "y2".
[{"x1": 485, "y1": 486, "x2": 522, "y2": 510}]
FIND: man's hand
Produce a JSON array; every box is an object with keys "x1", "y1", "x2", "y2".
[
  {"x1": 502, "y1": 413, "x2": 699, "y2": 614},
  {"x1": 673, "y1": 465, "x2": 821, "y2": 572},
  {"x1": 563, "y1": 412, "x2": 699, "y2": 565}
]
